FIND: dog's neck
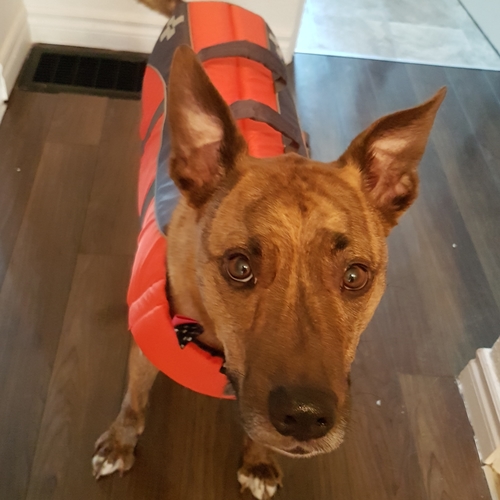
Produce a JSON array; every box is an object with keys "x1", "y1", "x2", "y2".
[{"x1": 166, "y1": 203, "x2": 224, "y2": 353}]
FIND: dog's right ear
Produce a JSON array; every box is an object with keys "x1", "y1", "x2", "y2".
[{"x1": 167, "y1": 45, "x2": 247, "y2": 208}]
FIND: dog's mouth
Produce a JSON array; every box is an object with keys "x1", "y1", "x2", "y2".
[
  {"x1": 243, "y1": 419, "x2": 347, "y2": 459},
  {"x1": 282, "y1": 446, "x2": 312, "y2": 457},
  {"x1": 242, "y1": 404, "x2": 350, "y2": 458},
  {"x1": 268, "y1": 441, "x2": 330, "y2": 458},
  {"x1": 288, "y1": 446, "x2": 308, "y2": 455},
  {"x1": 233, "y1": 371, "x2": 352, "y2": 457}
]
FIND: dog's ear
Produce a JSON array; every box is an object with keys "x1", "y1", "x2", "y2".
[
  {"x1": 340, "y1": 87, "x2": 446, "y2": 228},
  {"x1": 167, "y1": 45, "x2": 247, "y2": 208}
]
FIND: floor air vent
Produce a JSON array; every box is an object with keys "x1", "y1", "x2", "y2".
[{"x1": 19, "y1": 45, "x2": 148, "y2": 99}]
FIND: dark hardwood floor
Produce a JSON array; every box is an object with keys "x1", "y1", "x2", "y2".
[{"x1": 0, "y1": 54, "x2": 496, "y2": 499}]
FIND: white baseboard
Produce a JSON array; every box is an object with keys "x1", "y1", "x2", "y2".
[
  {"x1": 0, "y1": 66, "x2": 6, "y2": 124},
  {"x1": 26, "y1": 4, "x2": 164, "y2": 54},
  {"x1": 459, "y1": 348, "x2": 500, "y2": 460},
  {"x1": 0, "y1": 6, "x2": 31, "y2": 96},
  {"x1": 25, "y1": 3, "x2": 294, "y2": 62},
  {"x1": 0, "y1": 104, "x2": 6, "y2": 125},
  {"x1": 459, "y1": 348, "x2": 500, "y2": 499}
]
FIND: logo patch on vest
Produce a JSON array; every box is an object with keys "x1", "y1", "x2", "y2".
[{"x1": 160, "y1": 15, "x2": 185, "y2": 42}]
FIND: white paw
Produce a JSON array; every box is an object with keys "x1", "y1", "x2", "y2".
[
  {"x1": 238, "y1": 472, "x2": 278, "y2": 499},
  {"x1": 92, "y1": 455, "x2": 124, "y2": 479},
  {"x1": 92, "y1": 427, "x2": 137, "y2": 479}
]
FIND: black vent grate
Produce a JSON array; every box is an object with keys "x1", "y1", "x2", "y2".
[{"x1": 19, "y1": 44, "x2": 148, "y2": 99}]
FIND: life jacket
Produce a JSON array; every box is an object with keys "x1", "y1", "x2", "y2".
[{"x1": 128, "y1": 1, "x2": 307, "y2": 400}]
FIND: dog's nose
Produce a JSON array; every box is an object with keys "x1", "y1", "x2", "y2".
[{"x1": 268, "y1": 386, "x2": 336, "y2": 441}]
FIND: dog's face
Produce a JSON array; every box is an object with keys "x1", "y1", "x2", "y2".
[
  {"x1": 189, "y1": 155, "x2": 390, "y2": 456},
  {"x1": 167, "y1": 46, "x2": 445, "y2": 457}
]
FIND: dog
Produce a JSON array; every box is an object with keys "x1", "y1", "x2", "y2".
[{"x1": 91, "y1": 1, "x2": 446, "y2": 498}]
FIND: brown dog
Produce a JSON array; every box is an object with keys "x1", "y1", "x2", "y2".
[{"x1": 92, "y1": 1, "x2": 445, "y2": 498}]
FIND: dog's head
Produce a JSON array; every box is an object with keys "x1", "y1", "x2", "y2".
[{"x1": 166, "y1": 46, "x2": 445, "y2": 457}]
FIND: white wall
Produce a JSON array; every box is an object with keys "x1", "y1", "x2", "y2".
[
  {"x1": 228, "y1": 0, "x2": 305, "y2": 61},
  {"x1": 461, "y1": 0, "x2": 500, "y2": 54},
  {"x1": 24, "y1": 0, "x2": 305, "y2": 62},
  {"x1": 0, "y1": 0, "x2": 31, "y2": 94}
]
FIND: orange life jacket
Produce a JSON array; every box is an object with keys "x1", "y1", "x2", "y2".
[{"x1": 128, "y1": 1, "x2": 307, "y2": 400}]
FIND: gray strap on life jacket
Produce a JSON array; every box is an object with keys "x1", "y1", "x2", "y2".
[
  {"x1": 230, "y1": 100, "x2": 303, "y2": 153},
  {"x1": 197, "y1": 40, "x2": 287, "y2": 86}
]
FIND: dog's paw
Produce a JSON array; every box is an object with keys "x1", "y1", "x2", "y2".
[
  {"x1": 238, "y1": 462, "x2": 282, "y2": 500},
  {"x1": 92, "y1": 427, "x2": 137, "y2": 479}
]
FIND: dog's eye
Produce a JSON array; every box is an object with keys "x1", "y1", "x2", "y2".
[
  {"x1": 342, "y1": 264, "x2": 369, "y2": 291},
  {"x1": 226, "y1": 254, "x2": 254, "y2": 283}
]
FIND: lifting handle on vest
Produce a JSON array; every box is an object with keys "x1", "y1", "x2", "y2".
[
  {"x1": 230, "y1": 100, "x2": 303, "y2": 153},
  {"x1": 197, "y1": 40, "x2": 287, "y2": 88}
]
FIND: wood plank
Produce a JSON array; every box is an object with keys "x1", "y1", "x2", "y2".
[
  {"x1": 341, "y1": 331, "x2": 427, "y2": 500},
  {"x1": 369, "y1": 61, "x2": 500, "y2": 376},
  {"x1": 399, "y1": 374, "x2": 490, "y2": 499},
  {"x1": 0, "y1": 141, "x2": 99, "y2": 500},
  {"x1": 294, "y1": 54, "x2": 379, "y2": 162},
  {"x1": 140, "y1": 380, "x2": 244, "y2": 500},
  {"x1": 407, "y1": 63, "x2": 500, "y2": 319},
  {"x1": 278, "y1": 447, "x2": 352, "y2": 500},
  {"x1": 446, "y1": 67, "x2": 500, "y2": 194},
  {"x1": 79, "y1": 99, "x2": 141, "y2": 256},
  {"x1": 25, "y1": 254, "x2": 132, "y2": 500},
  {"x1": 47, "y1": 94, "x2": 108, "y2": 145},
  {"x1": 0, "y1": 90, "x2": 58, "y2": 289},
  {"x1": 484, "y1": 70, "x2": 500, "y2": 104}
]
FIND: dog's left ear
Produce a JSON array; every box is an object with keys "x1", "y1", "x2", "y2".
[
  {"x1": 340, "y1": 87, "x2": 446, "y2": 229},
  {"x1": 167, "y1": 45, "x2": 247, "y2": 208}
]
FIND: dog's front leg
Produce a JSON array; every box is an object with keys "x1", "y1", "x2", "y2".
[
  {"x1": 238, "y1": 436, "x2": 283, "y2": 500},
  {"x1": 92, "y1": 339, "x2": 158, "y2": 478}
]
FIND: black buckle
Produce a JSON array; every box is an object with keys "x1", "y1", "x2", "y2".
[{"x1": 174, "y1": 322, "x2": 204, "y2": 349}]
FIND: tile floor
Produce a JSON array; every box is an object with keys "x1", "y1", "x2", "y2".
[{"x1": 296, "y1": 0, "x2": 500, "y2": 70}]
